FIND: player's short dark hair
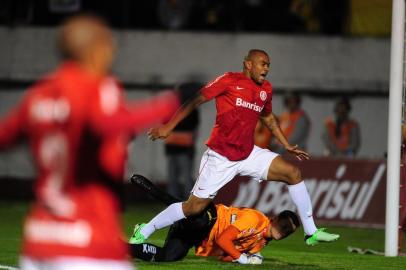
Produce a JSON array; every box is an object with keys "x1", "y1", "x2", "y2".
[
  {"x1": 275, "y1": 210, "x2": 300, "y2": 238},
  {"x1": 244, "y1": 49, "x2": 269, "y2": 61},
  {"x1": 284, "y1": 91, "x2": 301, "y2": 106},
  {"x1": 334, "y1": 96, "x2": 352, "y2": 112}
]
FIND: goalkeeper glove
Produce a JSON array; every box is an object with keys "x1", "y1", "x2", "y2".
[{"x1": 235, "y1": 253, "x2": 263, "y2": 265}]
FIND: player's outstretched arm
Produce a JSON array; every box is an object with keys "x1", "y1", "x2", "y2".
[
  {"x1": 260, "y1": 112, "x2": 310, "y2": 161},
  {"x1": 148, "y1": 94, "x2": 207, "y2": 141},
  {"x1": 90, "y1": 90, "x2": 180, "y2": 137}
]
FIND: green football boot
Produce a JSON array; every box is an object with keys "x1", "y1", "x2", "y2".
[
  {"x1": 129, "y1": 223, "x2": 146, "y2": 244},
  {"x1": 305, "y1": 228, "x2": 340, "y2": 246}
]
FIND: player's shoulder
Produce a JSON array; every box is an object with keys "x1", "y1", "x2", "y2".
[
  {"x1": 215, "y1": 72, "x2": 240, "y2": 81},
  {"x1": 262, "y1": 80, "x2": 273, "y2": 92},
  {"x1": 244, "y1": 208, "x2": 270, "y2": 223},
  {"x1": 239, "y1": 207, "x2": 263, "y2": 220},
  {"x1": 227, "y1": 72, "x2": 244, "y2": 78},
  {"x1": 204, "y1": 72, "x2": 237, "y2": 89},
  {"x1": 26, "y1": 72, "x2": 59, "y2": 98}
]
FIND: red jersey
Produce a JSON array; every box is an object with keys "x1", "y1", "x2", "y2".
[
  {"x1": 0, "y1": 62, "x2": 179, "y2": 260},
  {"x1": 201, "y1": 72, "x2": 273, "y2": 161}
]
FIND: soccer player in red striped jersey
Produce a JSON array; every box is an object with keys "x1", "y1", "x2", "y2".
[
  {"x1": 0, "y1": 15, "x2": 181, "y2": 270},
  {"x1": 131, "y1": 49, "x2": 339, "y2": 257}
]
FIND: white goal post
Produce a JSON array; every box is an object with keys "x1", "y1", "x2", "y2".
[{"x1": 385, "y1": 0, "x2": 405, "y2": 257}]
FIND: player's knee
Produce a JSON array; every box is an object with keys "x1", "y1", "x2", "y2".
[
  {"x1": 287, "y1": 166, "x2": 301, "y2": 185},
  {"x1": 189, "y1": 202, "x2": 207, "y2": 215},
  {"x1": 182, "y1": 200, "x2": 207, "y2": 216}
]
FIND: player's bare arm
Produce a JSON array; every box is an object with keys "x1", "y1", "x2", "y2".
[
  {"x1": 148, "y1": 94, "x2": 207, "y2": 141},
  {"x1": 260, "y1": 111, "x2": 310, "y2": 161}
]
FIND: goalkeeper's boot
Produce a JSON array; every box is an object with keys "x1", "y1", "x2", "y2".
[
  {"x1": 305, "y1": 228, "x2": 340, "y2": 246},
  {"x1": 129, "y1": 223, "x2": 146, "y2": 244}
]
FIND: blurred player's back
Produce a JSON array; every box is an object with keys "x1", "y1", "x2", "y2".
[
  {"x1": 0, "y1": 14, "x2": 180, "y2": 270},
  {"x1": 17, "y1": 62, "x2": 129, "y2": 260}
]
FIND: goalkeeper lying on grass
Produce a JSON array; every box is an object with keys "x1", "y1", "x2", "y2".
[{"x1": 129, "y1": 175, "x2": 300, "y2": 264}]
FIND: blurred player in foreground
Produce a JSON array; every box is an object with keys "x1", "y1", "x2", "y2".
[
  {"x1": 132, "y1": 50, "x2": 339, "y2": 259},
  {"x1": 129, "y1": 175, "x2": 299, "y2": 264},
  {"x1": 0, "y1": 15, "x2": 183, "y2": 270}
]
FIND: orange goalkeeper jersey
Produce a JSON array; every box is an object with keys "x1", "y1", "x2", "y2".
[{"x1": 195, "y1": 204, "x2": 271, "y2": 257}]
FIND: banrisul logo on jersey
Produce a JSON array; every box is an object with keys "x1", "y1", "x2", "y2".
[
  {"x1": 216, "y1": 158, "x2": 388, "y2": 228},
  {"x1": 260, "y1": 91, "x2": 267, "y2": 101},
  {"x1": 235, "y1": 98, "x2": 264, "y2": 112}
]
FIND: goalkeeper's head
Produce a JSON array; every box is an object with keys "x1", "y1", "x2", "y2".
[{"x1": 270, "y1": 210, "x2": 300, "y2": 241}]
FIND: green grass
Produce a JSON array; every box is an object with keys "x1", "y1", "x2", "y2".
[{"x1": 1, "y1": 201, "x2": 406, "y2": 270}]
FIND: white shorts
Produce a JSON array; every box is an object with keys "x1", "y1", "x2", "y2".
[
  {"x1": 20, "y1": 256, "x2": 135, "y2": 270},
  {"x1": 191, "y1": 146, "x2": 279, "y2": 199}
]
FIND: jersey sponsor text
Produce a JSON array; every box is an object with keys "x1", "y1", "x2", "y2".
[{"x1": 235, "y1": 98, "x2": 264, "y2": 112}]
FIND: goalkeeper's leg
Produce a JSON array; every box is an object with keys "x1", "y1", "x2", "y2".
[
  {"x1": 129, "y1": 240, "x2": 190, "y2": 262},
  {"x1": 129, "y1": 222, "x2": 191, "y2": 262},
  {"x1": 129, "y1": 174, "x2": 184, "y2": 245},
  {"x1": 130, "y1": 174, "x2": 181, "y2": 205}
]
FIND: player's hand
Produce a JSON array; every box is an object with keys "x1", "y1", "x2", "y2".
[
  {"x1": 285, "y1": 144, "x2": 310, "y2": 161},
  {"x1": 247, "y1": 253, "x2": 263, "y2": 264},
  {"x1": 147, "y1": 126, "x2": 171, "y2": 141},
  {"x1": 234, "y1": 253, "x2": 263, "y2": 264},
  {"x1": 235, "y1": 253, "x2": 249, "y2": 264}
]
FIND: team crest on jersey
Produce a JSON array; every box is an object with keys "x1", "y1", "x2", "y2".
[{"x1": 260, "y1": 91, "x2": 267, "y2": 101}]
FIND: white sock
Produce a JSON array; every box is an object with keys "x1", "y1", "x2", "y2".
[
  {"x1": 140, "y1": 202, "x2": 185, "y2": 239},
  {"x1": 288, "y1": 181, "x2": 317, "y2": 235}
]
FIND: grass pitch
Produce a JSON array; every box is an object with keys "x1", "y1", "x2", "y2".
[{"x1": 0, "y1": 201, "x2": 405, "y2": 270}]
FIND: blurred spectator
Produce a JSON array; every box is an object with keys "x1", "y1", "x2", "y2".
[
  {"x1": 6, "y1": 0, "x2": 384, "y2": 36},
  {"x1": 0, "y1": 14, "x2": 181, "y2": 270},
  {"x1": 164, "y1": 82, "x2": 200, "y2": 199},
  {"x1": 157, "y1": 0, "x2": 192, "y2": 30},
  {"x1": 322, "y1": 97, "x2": 360, "y2": 157},
  {"x1": 271, "y1": 92, "x2": 310, "y2": 154},
  {"x1": 317, "y1": 0, "x2": 348, "y2": 35},
  {"x1": 242, "y1": 0, "x2": 304, "y2": 32},
  {"x1": 0, "y1": 0, "x2": 34, "y2": 25},
  {"x1": 403, "y1": 123, "x2": 406, "y2": 143},
  {"x1": 345, "y1": 0, "x2": 391, "y2": 36},
  {"x1": 49, "y1": 0, "x2": 81, "y2": 13},
  {"x1": 290, "y1": 0, "x2": 320, "y2": 33},
  {"x1": 402, "y1": 108, "x2": 405, "y2": 152}
]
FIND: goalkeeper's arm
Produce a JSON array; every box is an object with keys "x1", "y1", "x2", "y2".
[
  {"x1": 216, "y1": 225, "x2": 241, "y2": 261},
  {"x1": 216, "y1": 225, "x2": 264, "y2": 264}
]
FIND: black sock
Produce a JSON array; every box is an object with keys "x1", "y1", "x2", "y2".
[{"x1": 130, "y1": 243, "x2": 160, "y2": 262}]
